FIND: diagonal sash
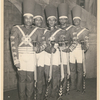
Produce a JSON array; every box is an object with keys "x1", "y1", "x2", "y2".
[
  {"x1": 16, "y1": 25, "x2": 38, "y2": 47},
  {"x1": 44, "y1": 29, "x2": 48, "y2": 35},
  {"x1": 49, "y1": 29, "x2": 62, "y2": 41},
  {"x1": 16, "y1": 25, "x2": 25, "y2": 37},
  {"x1": 65, "y1": 25, "x2": 73, "y2": 31},
  {"x1": 77, "y1": 28, "x2": 86, "y2": 37}
]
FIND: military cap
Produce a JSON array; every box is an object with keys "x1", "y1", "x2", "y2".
[
  {"x1": 58, "y1": 3, "x2": 68, "y2": 19},
  {"x1": 72, "y1": 6, "x2": 82, "y2": 20},
  {"x1": 45, "y1": 4, "x2": 57, "y2": 20},
  {"x1": 23, "y1": 0, "x2": 35, "y2": 17},
  {"x1": 33, "y1": 3, "x2": 43, "y2": 20}
]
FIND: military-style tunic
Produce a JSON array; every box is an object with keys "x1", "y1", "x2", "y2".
[
  {"x1": 36, "y1": 28, "x2": 49, "y2": 67},
  {"x1": 10, "y1": 25, "x2": 44, "y2": 71},
  {"x1": 69, "y1": 27, "x2": 89, "y2": 63},
  {"x1": 69, "y1": 26, "x2": 89, "y2": 91}
]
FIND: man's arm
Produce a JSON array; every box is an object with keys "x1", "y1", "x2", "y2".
[
  {"x1": 10, "y1": 26, "x2": 20, "y2": 68},
  {"x1": 81, "y1": 29, "x2": 89, "y2": 52}
]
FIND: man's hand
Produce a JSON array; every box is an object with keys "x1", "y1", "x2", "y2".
[
  {"x1": 33, "y1": 47, "x2": 39, "y2": 53},
  {"x1": 51, "y1": 47, "x2": 56, "y2": 53},
  {"x1": 16, "y1": 63, "x2": 20, "y2": 69},
  {"x1": 81, "y1": 41, "x2": 89, "y2": 52}
]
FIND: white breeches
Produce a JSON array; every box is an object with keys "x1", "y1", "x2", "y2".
[
  {"x1": 70, "y1": 44, "x2": 82, "y2": 64},
  {"x1": 18, "y1": 53, "x2": 36, "y2": 71},
  {"x1": 36, "y1": 51, "x2": 45, "y2": 67},
  {"x1": 44, "y1": 49, "x2": 60, "y2": 66},
  {"x1": 61, "y1": 52, "x2": 68, "y2": 65}
]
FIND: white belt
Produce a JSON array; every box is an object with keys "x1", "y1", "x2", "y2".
[{"x1": 18, "y1": 47, "x2": 34, "y2": 54}]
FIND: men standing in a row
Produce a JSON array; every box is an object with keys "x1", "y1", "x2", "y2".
[
  {"x1": 44, "y1": 4, "x2": 65, "y2": 100},
  {"x1": 69, "y1": 6, "x2": 89, "y2": 92}
]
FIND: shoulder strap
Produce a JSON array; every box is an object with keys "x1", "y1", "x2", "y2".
[
  {"x1": 77, "y1": 28, "x2": 86, "y2": 37},
  {"x1": 44, "y1": 29, "x2": 48, "y2": 35},
  {"x1": 28, "y1": 27, "x2": 39, "y2": 37},
  {"x1": 15, "y1": 25, "x2": 25, "y2": 36},
  {"x1": 51, "y1": 28, "x2": 62, "y2": 38},
  {"x1": 66, "y1": 25, "x2": 73, "y2": 31}
]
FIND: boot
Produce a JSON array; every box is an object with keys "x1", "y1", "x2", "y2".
[
  {"x1": 62, "y1": 65, "x2": 67, "y2": 95},
  {"x1": 70, "y1": 63, "x2": 76, "y2": 90},
  {"x1": 19, "y1": 82, "x2": 26, "y2": 100},
  {"x1": 18, "y1": 71, "x2": 26, "y2": 100},
  {"x1": 26, "y1": 72, "x2": 34, "y2": 100},
  {"x1": 77, "y1": 63, "x2": 83, "y2": 91}
]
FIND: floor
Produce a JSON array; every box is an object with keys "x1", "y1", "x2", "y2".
[{"x1": 4, "y1": 78, "x2": 96, "y2": 100}]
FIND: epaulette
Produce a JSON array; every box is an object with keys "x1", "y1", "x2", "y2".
[
  {"x1": 13, "y1": 25, "x2": 18, "y2": 28},
  {"x1": 13, "y1": 24, "x2": 24, "y2": 28},
  {"x1": 81, "y1": 27, "x2": 89, "y2": 31}
]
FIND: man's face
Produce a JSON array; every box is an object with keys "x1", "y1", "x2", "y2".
[
  {"x1": 59, "y1": 18, "x2": 68, "y2": 25},
  {"x1": 34, "y1": 17, "x2": 43, "y2": 27},
  {"x1": 73, "y1": 19, "x2": 81, "y2": 26},
  {"x1": 47, "y1": 17, "x2": 57, "y2": 27},
  {"x1": 24, "y1": 15, "x2": 33, "y2": 26}
]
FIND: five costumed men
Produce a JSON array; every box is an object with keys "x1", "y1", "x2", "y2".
[{"x1": 10, "y1": 1, "x2": 89, "y2": 100}]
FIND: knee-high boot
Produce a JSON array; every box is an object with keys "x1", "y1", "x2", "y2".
[
  {"x1": 26, "y1": 72, "x2": 34, "y2": 100},
  {"x1": 62, "y1": 65, "x2": 67, "y2": 95},
  {"x1": 44, "y1": 65, "x2": 51, "y2": 97},
  {"x1": 18, "y1": 71, "x2": 26, "y2": 100},
  {"x1": 70, "y1": 63, "x2": 76, "y2": 90},
  {"x1": 19, "y1": 82, "x2": 26, "y2": 100},
  {"x1": 77, "y1": 63, "x2": 83, "y2": 91}
]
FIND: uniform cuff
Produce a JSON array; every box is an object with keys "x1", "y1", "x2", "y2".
[{"x1": 14, "y1": 59, "x2": 20, "y2": 65}]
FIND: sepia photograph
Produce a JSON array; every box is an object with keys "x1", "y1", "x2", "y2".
[{"x1": 3, "y1": 0, "x2": 97, "y2": 100}]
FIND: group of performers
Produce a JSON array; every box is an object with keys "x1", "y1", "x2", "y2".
[{"x1": 10, "y1": 0, "x2": 89, "y2": 100}]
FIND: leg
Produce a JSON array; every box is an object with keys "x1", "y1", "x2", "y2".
[
  {"x1": 62, "y1": 65, "x2": 67, "y2": 95},
  {"x1": 26, "y1": 71, "x2": 34, "y2": 100},
  {"x1": 44, "y1": 65, "x2": 50, "y2": 87},
  {"x1": 41, "y1": 85, "x2": 46, "y2": 100},
  {"x1": 70, "y1": 63, "x2": 76, "y2": 90},
  {"x1": 77, "y1": 63, "x2": 83, "y2": 91},
  {"x1": 18, "y1": 71, "x2": 26, "y2": 100},
  {"x1": 37, "y1": 66, "x2": 45, "y2": 100},
  {"x1": 76, "y1": 49, "x2": 83, "y2": 91},
  {"x1": 70, "y1": 51, "x2": 76, "y2": 90},
  {"x1": 44, "y1": 65, "x2": 51, "y2": 98},
  {"x1": 51, "y1": 65, "x2": 60, "y2": 100}
]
